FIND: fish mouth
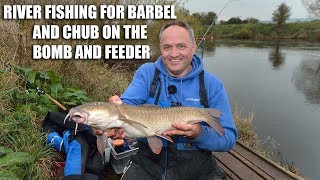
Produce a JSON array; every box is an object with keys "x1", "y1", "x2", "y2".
[
  {"x1": 70, "y1": 111, "x2": 88, "y2": 124},
  {"x1": 63, "y1": 109, "x2": 90, "y2": 135},
  {"x1": 64, "y1": 108, "x2": 89, "y2": 124}
]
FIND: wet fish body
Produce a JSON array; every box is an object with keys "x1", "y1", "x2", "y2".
[{"x1": 65, "y1": 102, "x2": 224, "y2": 154}]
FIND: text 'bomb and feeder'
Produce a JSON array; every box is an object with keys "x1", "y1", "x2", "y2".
[{"x1": 32, "y1": 45, "x2": 150, "y2": 60}]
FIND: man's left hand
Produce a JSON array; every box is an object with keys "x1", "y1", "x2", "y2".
[
  {"x1": 92, "y1": 128, "x2": 125, "y2": 139},
  {"x1": 163, "y1": 123, "x2": 201, "y2": 139}
]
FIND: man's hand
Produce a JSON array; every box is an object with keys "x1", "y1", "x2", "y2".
[
  {"x1": 109, "y1": 95, "x2": 122, "y2": 105},
  {"x1": 107, "y1": 128, "x2": 125, "y2": 139},
  {"x1": 92, "y1": 127, "x2": 126, "y2": 139},
  {"x1": 93, "y1": 95, "x2": 125, "y2": 139},
  {"x1": 163, "y1": 123, "x2": 202, "y2": 139}
]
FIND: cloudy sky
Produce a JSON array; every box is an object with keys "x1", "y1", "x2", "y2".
[{"x1": 183, "y1": 0, "x2": 310, "y2": 21}]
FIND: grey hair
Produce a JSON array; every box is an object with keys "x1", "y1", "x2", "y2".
[{"x1": 159, "y1": 20, "x2": 196, "y2": 44}]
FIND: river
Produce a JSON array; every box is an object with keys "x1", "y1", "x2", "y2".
[{"x1": 201, "y1": 39, "x2": 320, "y2": 180}]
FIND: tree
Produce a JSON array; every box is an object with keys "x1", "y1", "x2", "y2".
[
  {"x1": 302, "y1": 0, "x2": 320, "y2": 17},
  {"x1": 242, "y1": 18, "x2": 259, "y2": 24},
  {"x1": 203, "y1": 12, "x2": 217, "y2": 25},
  {"x1": 192, "y1": 12, "x2": 217, "y2": 25},
  {"x1": 272, "y1": 3, "x2": 291, "y2": 27},
  {"x1": 227, "y1": 17, "x2": 242, "y2": 24},
  {"x1": 191, "y1": 12, "x2": 205, "y2": 24}
]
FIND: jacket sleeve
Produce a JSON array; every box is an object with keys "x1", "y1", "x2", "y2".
[
  {"x1": 121, "y1": 64, "x2": 152, "y2": 105},
  {"x1": 191, "y1": 78, "x2": 238, "y2": 152}
]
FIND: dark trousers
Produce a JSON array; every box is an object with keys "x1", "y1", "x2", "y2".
[{"x1": 121, "y1": 141, "x2": 226, "y2": 180}]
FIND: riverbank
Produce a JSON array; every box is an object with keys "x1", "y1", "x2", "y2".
[{"x1": 200, "y1": 20, "x2": 320, "y2": 41}]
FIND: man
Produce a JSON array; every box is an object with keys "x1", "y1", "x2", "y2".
[{"x1": 108, "y1": 20, "x2": 237, "y2": 180}]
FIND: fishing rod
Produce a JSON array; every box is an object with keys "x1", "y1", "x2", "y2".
[
  {"x1": 36, "y1": 87, "x2": 67, "y2": 111},
  {"x1": 196, "y1": 0, "x2": 236, "y2": 56}
]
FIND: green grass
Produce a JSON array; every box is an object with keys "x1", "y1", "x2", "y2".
[
  {"x1": 0, "y1": 68, "x2": 60, "y2": 178},
  {"x1": 0, "y1": 19, "x2": 133, "y2": 177}
]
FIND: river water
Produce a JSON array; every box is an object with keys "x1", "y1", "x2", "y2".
[{"x1": 201, "y1": 40, "x2": 320, "y2": 179}]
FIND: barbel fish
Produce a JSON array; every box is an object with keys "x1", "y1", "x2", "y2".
[{"x1": 64, "y1": 102, "x2": 224, "y2": 154}]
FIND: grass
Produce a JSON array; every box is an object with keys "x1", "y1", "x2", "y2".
[
  {"x1": 0, "y1": 19, "x2": 134, "y2": 178},
  {"x1": 0, "y1": 69, "x2": 60, "y2": 179}
]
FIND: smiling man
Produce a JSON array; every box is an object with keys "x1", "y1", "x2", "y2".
[{"x1": 107, "y1": 20, "x2": 237, "y2": 180}]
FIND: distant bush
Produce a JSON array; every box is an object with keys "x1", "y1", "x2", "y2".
[{"x1": 233, "y1": 28, "x2": 253, "y2": 39}]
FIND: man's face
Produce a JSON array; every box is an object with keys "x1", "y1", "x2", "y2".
[{"x1": 160, "y1": 25, "x2": 196, "y2": 78}]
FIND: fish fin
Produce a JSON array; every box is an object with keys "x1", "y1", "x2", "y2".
[
  {"x1": 187, "y1": 119, "x2": 225, "y2": 136},
  {"x1": 155, "y1": 134, "x2": 174, "y2": 143},
  {"x1": 200, "y1": 108, "x2": 225, "y2": 136},
  {"x1": 209, "y1": 122, "x2": 225, "y2": 136},
  {"x1": 96, "y1": 134, "x2": 108, "y2": 156},
  {"x1": 204, "y1": 108, "x2": 222, "y2": 119},
  {"x1": 147, "y1": 137, "x2": 163, "y2": 154},
  {"x1": 187, "y1": 120, "x2": 203, "y2": 124},
  {"x1": 118, "y1": 117, "x2": 148, "y2": 129}
]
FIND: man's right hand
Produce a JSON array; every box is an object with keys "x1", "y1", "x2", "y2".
[{"x1": 94, "y1": 95, "x2": 125, "y2": 139}]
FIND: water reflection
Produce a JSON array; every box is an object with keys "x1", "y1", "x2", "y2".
[
  {"x1": 269, "y1": 41, "x2": 285, "y2": 70},
  {"x1": 203, "y1": 40, "x2": 216, "y2": 52},
  {"x1": 292, "y1": 59, "x2": 320, "y2": 105},
  {"x1": 196, "y1": 40, "x2": 216, "y2": 57}
]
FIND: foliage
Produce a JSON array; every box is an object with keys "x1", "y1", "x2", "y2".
[
  {"x1": 242, "y1": 17, "x2": 260, "y2": 24},
  {"x1": 272, "y1": 3, "x2": 291, "y2": 27},
  {"x1": 204, "y1": 12, "x2": 217, "y2": 25},
  {"x1": 0, "y1": 66, "x2": 88, "y2": 179},
  {"x1": 233, "y1": 28, "x2": 253, "y2": 39},
  {"x1": 0, "y1": 150, "x2": 34, "y2": 171},
  {"x1": 15, "y1": 66, "x2": 92, "y2": 109},
  {"x1": 220, "y1": 17, "x2": 259, "y2": 25},
  {"x1": 227, "y1": 17, "x2": 242, "y2": 24},
  {"x1": 233, "y1": 106, "x2": 260, "y2": 149},
  {"x1": 303, "y1": 0, "x2": 320, "y2": 17},
  {"x1": 206, "y1": 21, "x2": 320, "y2": 41},
  {"x1": 191, "y1": 11, "x2": 217, "y2": 25}
]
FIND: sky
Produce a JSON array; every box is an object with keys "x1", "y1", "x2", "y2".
[{"x1": 183, "y1": 0, "x2": 310, "y2": 21}]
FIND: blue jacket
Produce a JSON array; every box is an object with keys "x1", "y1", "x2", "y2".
[{"x1": 121, "y1": 54, "x2": 237, "y2": 152}]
